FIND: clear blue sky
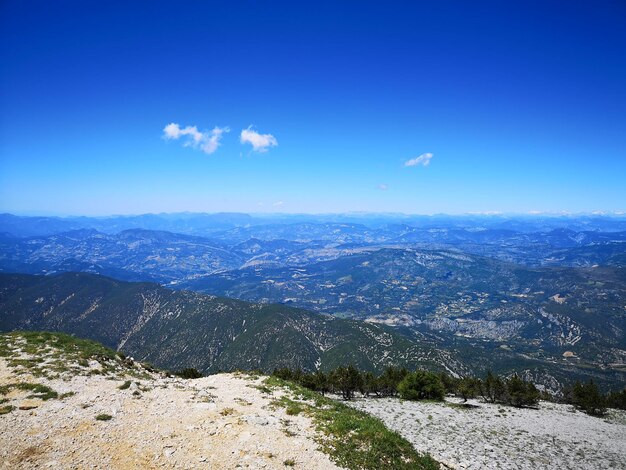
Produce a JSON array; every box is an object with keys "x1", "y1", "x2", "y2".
[{"x1": 1, "y1": 1, "x2": 625, "y2": 216}]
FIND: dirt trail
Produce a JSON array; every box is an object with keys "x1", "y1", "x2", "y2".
[{"x1": 0, "y1": 360, "x2": 340, "y2": 469}]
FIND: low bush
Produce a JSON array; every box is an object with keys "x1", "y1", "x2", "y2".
[
  {"x1": 176, "y1": 368, "x2": 203, "y2": 379},
  {"x1": 398, "y1": 370, "x2": 445, "y2": 401}
]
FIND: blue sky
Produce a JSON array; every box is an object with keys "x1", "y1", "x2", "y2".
[{"x1": 1, "y1": 1, "x2": 625, "y2": 216}]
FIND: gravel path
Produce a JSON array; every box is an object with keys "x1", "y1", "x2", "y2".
[
  {"x1": 0, "y1": 360, "x2": 340, "y2": 469},
  {"x1": 346, "y1": 396, "x2": 626, "y2": 469}
]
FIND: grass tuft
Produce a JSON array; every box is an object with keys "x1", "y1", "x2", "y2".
[
  {"x1": 118, "y1": 380, "x2": 132, "y2": 390},
  {"x1": 0, "y1": 331, "x2": 158, "y2": 380},
  {"x1": 95, "y1": 413, "x2": 113, "y2": 421},
  {"x1": 0, "y1": 405, "x2": 15, "y2": 415},
  {"x1": 0, "y1": 382, "x2": 58, "y2": 401},
  {"x1": 265, "y1": 377, "x2": 439, "y2": 470}
]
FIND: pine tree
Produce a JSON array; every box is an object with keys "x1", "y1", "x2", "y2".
[
  {"x1": 398, "y1": 370, "x2": 445, "y2": 401},
  {"x1": 606, "y1": 388, "x2": 626, "y2": 410},
  {"x1": 362, "y1": 371, "x2": 380, "y2": 397},
  {"x1": 379, "y1": 366, "x2": 408, "y2": 397},
  {"x1": 456, "y1": 376, "x2": 480, "y2": 402},
  {"x1": 329, "y1": 365, "x2": 363, "y2": 400},
  {"x1": 572, "y1": 380, "x2": 607, "y2": 416},
  {"x1": 312, "y1": 370, "x2": 329, "y2": 396},
  {"x1": 506, "y1": 375, "x2": 539, "y2": 408},
  {"x1": 481, "y1": 371, "x2": 506, "y2": 403},
  {"x1": 439, "y1": 372, "x2": 459, "y2": 396}
]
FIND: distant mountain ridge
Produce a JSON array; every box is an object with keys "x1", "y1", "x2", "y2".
[
  {"x1": 2, "y1": 225, "x2": 625, "y2": 286},
  {"x1": 3, "y1": 212, "x2": 626, "y2": 238}
]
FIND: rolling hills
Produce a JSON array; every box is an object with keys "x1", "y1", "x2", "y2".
[
  {"x1": 0, "y1": 272, "x2": 462, "y2": 375},
  {"x1": 181, "y1": 247, "x2": 626, "y2": 367},
  {"x1": 1, "y1": 272, "x2": 624, "y2": 392}
]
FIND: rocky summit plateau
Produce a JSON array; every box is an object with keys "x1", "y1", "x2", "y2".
[{"x1": 2, "y1": 331, "x2": 625, "y2": 470}]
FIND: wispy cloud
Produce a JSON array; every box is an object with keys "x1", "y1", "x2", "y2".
[
  {"x1": 272, "y1": 201, "x2": 285, "y2": 207},
  {"x1": 404, "y1": 152, "x2": 433, "y2": 167},
  {"x1": 163, "y1": 123, "x2": 229, "y2": 154},
  {"x1": 240, "y1": 126, "x2": 278, "y2": 153},
  {"x1": 377, "y1": 184, "x2": 389, "y2": 191}
]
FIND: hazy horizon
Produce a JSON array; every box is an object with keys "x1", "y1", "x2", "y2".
[{"x1": 3, "y1": 209, "x2": 626, "y2": 219}]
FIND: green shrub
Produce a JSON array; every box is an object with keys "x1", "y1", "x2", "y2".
[
  {"x1": 398, "y1": 370, "x2": 445, "y2": 401},
  {"x1": 118, "y1": 380, "x2": 132, "y2": 390},
  {"x1": 175, "y1": 368, "x2": 203, "y2": 379},
  {"x1": 286, "y1": 403, "x2": 304, "y2": 415},
  {"x1": 0, "y1": 405, "x2": 15, "y2": 415},
  {"x1": 439, "y1": 372, "x2": 459, "y2": 395},
  {"x1": 0, "y1": 382, "x2": 58, "y2": 401},
  {"x1": 378, "y1": 366, "x2": 408, "y2": 397},
  {"x1": 95, "y1": 413, "x2": 113, "y2": 421}
]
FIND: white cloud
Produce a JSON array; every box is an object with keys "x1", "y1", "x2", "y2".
[
  {"x1": 377, "y1": 184, "x2": 389, "y2": 191},
  {"x1": 162, "y1": 122, "x2": 229, "y2": 154},
  {"x1": 240, "y1": 126, "x2": 278, "y2": 153},
  {"x1": 404, "y1": 152, "x2": 433, "y2": 167},
  {"x1": 272, "y1": 201, "x2": 285, "y2": 207}
]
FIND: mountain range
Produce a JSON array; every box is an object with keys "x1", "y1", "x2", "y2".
[
  {"x1": 1, "y1": 272, "x2": 624, "y2": 393},
  {"x1": 1, "y1": 213, "x2": 625, "y2": 393}
]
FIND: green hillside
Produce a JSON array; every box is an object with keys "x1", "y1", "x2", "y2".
[
  {"x1": 0, "y1": 272, "x2": 457, "y2": 375},
  {"x1": 1, "y1": 272, "x2": 624, "y2": 391}
]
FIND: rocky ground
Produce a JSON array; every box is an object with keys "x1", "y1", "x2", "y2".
[
  {"x1": 0, "y1": 337, "x2": 339, "y2": 469},
  {"x1": 346, "y1": 395, "x2": 626, "y2": 470},
  {"x1": 4, "y1": 330, "x2": 624, "y2": 470}
]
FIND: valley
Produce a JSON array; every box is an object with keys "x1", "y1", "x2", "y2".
[{"x1": 1, "y1": 213, "x2": 625, "y2": 392}]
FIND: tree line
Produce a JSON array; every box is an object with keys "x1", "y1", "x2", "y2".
[
  {"x1": 271, "y1": 365, "x2": 626, "y2": 416},
  {"x1": 272, "y1": 366, "x2": 541, "y2": 408}
]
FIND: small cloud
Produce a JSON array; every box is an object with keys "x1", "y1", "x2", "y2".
[
  {"x1": 163, "y1": 122, "x2": 229, "y2": 154},
  {"x1": 240, "y1": 126, "x2": 278, "y2": 153},
  {"x1": 404, "y1": 152, "x2": 433, "y2": 167},
  {"x1": 377, "y1": 184, "x2": 389, "y2": 191},
  {"x1": 272, "y1": 201, "x2": 285, "y2": 207}
]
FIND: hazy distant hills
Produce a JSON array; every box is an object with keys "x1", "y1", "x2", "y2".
[
  {"x1": 0, "y1": 212, "x2": 256, "y2": 238},
  {"x1": 2, "y1": 212, "x2": 626, "y2": 238},
  {"x1": 1, "y1": 222, "x2": 625, "y2": 285},
  {"x1": 0, "y1": 228, "x2": 242, "y2": 282}
]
